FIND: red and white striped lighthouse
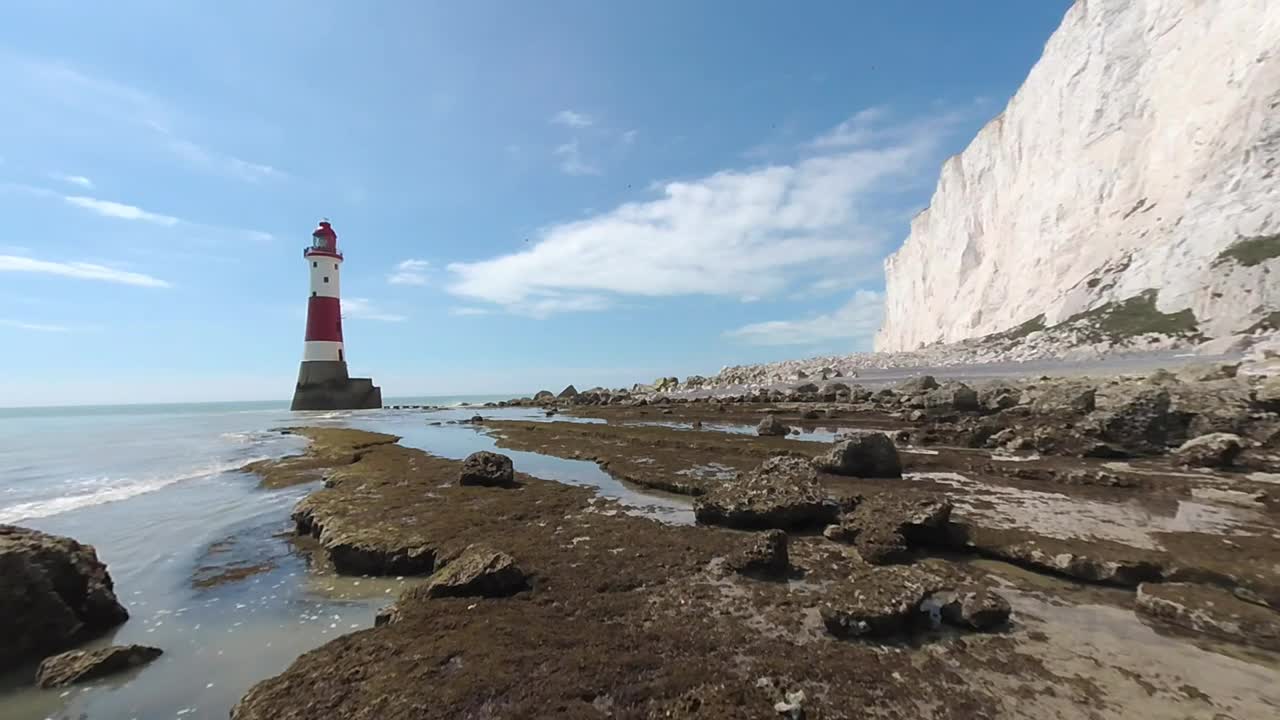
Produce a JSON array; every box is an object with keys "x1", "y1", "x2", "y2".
[
  {"x1": 291, "y1": 219, "x2": 382, "y2": 411},
  {"x1": 302, "y1": 220, "x2": 346, "y2": 364}
]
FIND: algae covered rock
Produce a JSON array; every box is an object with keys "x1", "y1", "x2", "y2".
[
  {"x1": 36, "y1": 645, "x2": 162, "y2": 688},
  {"x1": 0, "y1": 525, "x2": 129, "y2": 672},
  {"x1": 459, "y1": 451, "x2": 516, "y2": 487},
  {"x1": 813, "y1": 432, "x2": 902, "y2": 478},
  {"x1": 695, "y1": 456, "x2": 838, "y2": 530}
]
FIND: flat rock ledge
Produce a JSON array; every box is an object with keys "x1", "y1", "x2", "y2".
[
  {"x1": 694, "y1": 456, "x2": 840, "y2": 530},
  {"x1": 1136, "y1": 583, "x2": 1280, "y2": 652},
  {"x1": 36, "y1": 645, "x2": 163, "y2": 688}
]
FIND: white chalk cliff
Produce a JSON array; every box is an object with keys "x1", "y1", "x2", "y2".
[{"x1": 876, "y1": 0, "x2": 1280, "y2": 352}]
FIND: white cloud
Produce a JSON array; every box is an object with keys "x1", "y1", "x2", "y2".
[
  {"x1": 387, "y1": 259, "x2": 430, "y2": 286},
  {"x1": 725, "y1": 290, "x2": 884, "y2": 346},
  {"x1": 64, "y1": 196, "x2": 180, "y2": 225},
  {"x1": 0, "y1": 254, "x2": 171, "y2": 288},
  {"x1": 449, "y1": 106, "x2": 962, "y2": 316},
  {"x1": 551, "y1": 110, "x2": 594, "y2": 128},
  {"x1": 0, "y1": 319, "x2": 71, "y2": 332},
  {"x1": 50, "y1": 173, "x2": 93, "y2": 189},
  {"x1": 554, "y1": 140, "x2": 600, "y2": 176},
  {"x1": 449, "y1": 307, "x2": 492, "y2": 316},
  {"x1": 342, "y1": 298, "x2": 405, "y2": 322}
]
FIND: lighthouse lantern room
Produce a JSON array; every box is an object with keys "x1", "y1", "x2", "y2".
[{"x1": 290, "y1": 220, "x2": 383, "y2": 411}]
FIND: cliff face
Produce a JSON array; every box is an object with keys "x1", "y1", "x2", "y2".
[{"x1": 875, "y1": 0, "x2": 1280, "y2": 352}]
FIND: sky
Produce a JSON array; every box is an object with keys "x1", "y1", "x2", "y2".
[{"x1": 0, "y1": 0, "x2": 1072, "y2": 406}]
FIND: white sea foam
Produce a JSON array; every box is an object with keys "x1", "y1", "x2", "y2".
[{"x1": 0, "y1": 458, "x2": 269, "y2": 524}]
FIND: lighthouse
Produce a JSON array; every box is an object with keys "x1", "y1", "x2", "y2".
[{"x1": 290, "y1": 220, "x2": 383, "y2": 411}]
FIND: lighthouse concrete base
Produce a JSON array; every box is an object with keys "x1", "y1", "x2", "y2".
[{"x1": 290, "y1": 361, "x2": 383, "y2": 411}]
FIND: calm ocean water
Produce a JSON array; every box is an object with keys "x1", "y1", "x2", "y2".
[{"x1": 0, "y1": 396, "x2": 508, "y2": 525}]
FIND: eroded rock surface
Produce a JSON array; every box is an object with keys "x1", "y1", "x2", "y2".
[
  {"x1": 459, "y1": 451, "x2": 516, "y2": 487},
  {"x1": 1136, "y1": 583, "x2": 1280, "y2": 652},
  {"x1": 694, "y1": 457, "x2": 839, "y2": 530},
  {"x1": 815, "y1": 431, "x2": 902, "y2": 478},
  {"x1": 36, "y1": 645, "x2": 162, "y2": 688},
  {"x1": 0, "y1": 525, "x2": 129, "y2": 672}
]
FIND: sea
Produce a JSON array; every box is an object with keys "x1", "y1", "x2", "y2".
[{"x1": 0, "y1": 396, "x2": 693, "y2": 720}]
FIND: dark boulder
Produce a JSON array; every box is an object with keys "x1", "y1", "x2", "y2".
[
  {"x1": 818, "y1": 382, "x2": 850, "y2": 400},
  {"x1": 756, "y1": 415, "x2": 791, "y2": 437},
  {"x1": 813, "y1": 432, "x2": 902, "y2": 478},
  {"x1": 694, "y1": 456, "x2": 839, "y2": 530},
  {"x1": 824, "y1": 493, "x2": 951, "y2": 565},
  {"x1": 557, "y1": 385, "x2": 579, "y2": 399},
  {"x1": 923, "y1": 382, "x2": 979, "y2": 411},
  {"x1": 533, "y1": 390, "x2": 554, "y2": 401},
  {"x1": 896, "y1": 375, "x2": 939, "y2": 394},
  {"x1": 975, "y1": 381, "x2": 1021, "y2": 412},
  {"x1": 923, "y1": 586, "x2": 1011, "y2": 631},
  {"x1": 0, "y1": 525, "x2": 129, "y2": 672},
  {"x1": 1173, "y1": 433, "x2": 1244, "y2": 468},
  {"x1": 36, "y1": 645, "x2": 162, "y2": 688},
  {"x1": 1093, "y1": 387, "x2": 1173, "y2": 452},
  {"x1": 1028, "y1": 383, "x2": 1097, "y2": 415},
  {"x1": 819, "y1": 567, "x2": 952, "y2": 639},
  {"x1": 459, "y1": 451, "x2": 516, "y2": 487},
  {"x1": 415, "y1": 545, "x2": 527, "y2": 599}
]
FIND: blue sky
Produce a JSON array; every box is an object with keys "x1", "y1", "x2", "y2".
[{"x1": 0, "y1": 0, "x2": 1071, "y2": 405}]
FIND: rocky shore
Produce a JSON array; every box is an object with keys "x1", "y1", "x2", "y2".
[
  {"x1": 7, "y1": 359, "x2": 1278, "y2": 717},
  {"x1": 227, "y1": 359, "x2": 1280, "y2": 718}
]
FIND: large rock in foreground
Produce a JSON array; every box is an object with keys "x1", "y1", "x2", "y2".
[
  {"x1": 813, "y1": 432, "x2": 902, "y2": 478},
  {"x1": 418, "y1": 545, "x2": 527, "y2": 599},
  {"x1": 36, "y1": 645, "x2": 162, "y2": 688},
  {"x1": 824, "y1": 493, "x2": 952, "y2": 565},
  {"x1": 0, "y1": 525, "x2": 129, "y2": 672},
  {"x1": 459, "y1": 451, "x2": 516, "y2": 487},
  {"x1": 694, "y1": 456, "x2": 839, "y2": 530}
]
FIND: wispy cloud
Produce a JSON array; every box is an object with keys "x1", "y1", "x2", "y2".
[
  {"x1": 725, "y1": 290, "x2": 883, "y2": 346},
  {"x1": 809, "y1": 106, "x2": 891, "y2": 148},
  {"x1": 554, "y1": 140, "x2": 600, "y2": 176},
  {"x1": 342, "y1": 298, "x2": 405, "y2": 322},
  {"x1": 50, "y1": 173, "x2": 93, "y2": 189},
  {"x1": 0, "y1": 254, "x2": 171, "y2": 288},
  {"x1": 387, "y1": 259, "x2": 430, "y2": 286},
  {"x1": 64, "y1": 196, "x2": 180, "y2": 225},
  {"x1": 551, "y1": 110, "x2": 594, "y2": 128},
  {"x1": 4, "y1": 52, "x2": 284, "y2": 183},
  {"x1": 0, "y1": 319, "x2": 71, "y2": 333},
  {"x1": 449, "y1": 106, "x2": 966, "y2": 316},
  {"x1": 2, "y1": 182, "x2": 270, "y2": 239},
  {"x1": 449, "y1": 307, "x2": 492, "y2": 317},
  {"x1": 167, "y1": 138, "x2": 285, "y2": 183}
]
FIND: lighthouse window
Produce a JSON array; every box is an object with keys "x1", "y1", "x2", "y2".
[
  {"x1": 334, "y1": 263, "x2": 338, "y2": 270},
  {"x1": 323, "y1": 276, "x2": 329, "y2": 283},
  {"x1": 312, "y1": 261, "x2": 317, "y2": 268}
]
